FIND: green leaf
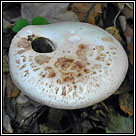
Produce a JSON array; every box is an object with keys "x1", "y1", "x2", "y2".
[
  {"x1": 106, "y1": 109, "x2": 133, "y2": 133},
  {"x1": 12, "y1": 18, "x2": 30, "y2": 32},
  {"x1": 31, "y1": 17, "x2": 49, "y2": 25}
]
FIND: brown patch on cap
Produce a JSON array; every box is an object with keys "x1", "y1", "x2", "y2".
[
  {"x1": 61, "y1": 86, "x2": 66, "y2": 96},
  {"x1": 30, "y1": 63, "x2": 37, "y2": 68},
  {"x1": 17, "y1": 47, "x2": 31, "y2": 54},
  {"x1": 84, "y1": 68, "x2": 90, "y2": 74},
  {"x1": 24, "y1": 70, "x2": 30, "y2": 77},
  {"x1": 55, "y1": 87, "x2": 59, "y2": 94},
  {"x1": 54, "y1": 56, "x2": 90, "y2": 85},
  {"x1": 17, "y1": 38, "x2": 30, "y2": 48},
  {"x1": 79, "y1": 44, "x2": 86, "y2": 49},
  {"x1": 96, "y1": 53, "x2": 106, "y2": 61},
  {"x1": 93, "y1": 71, "x2": 97, "y2": 74},
  {"x1": 54, "y1": 57, "x2": 74, "y2": 71},
  {"x1": 106, "y1": 51, "x2": 109, "y2": 54},
  {"x1": 71, "y1": 61, "x2": 87, "y2": 72},
  {"x1": 41, "y1": 72, "x2": 47, "y2": 78},
  {"x1": 102, "y1": 37, "x2": 113, "y2": 42},
  {"x1": 63, "y1": 75, "x2": 75, "y2": 83},
  {"x1": 21, "y1": 55, "x2": 27, "y2": 62},
  {"x1": 57, "y1": 79, "x2": 63, "y2": 84},
  {"x1": 106, "y1": 62, "x2": 111, "y2": 66},
  {"x1": 74, "y1": 85, "x2": 77, "y2": 90},
  {"x1": 96, "y1": 84, "x2": 100, "y2": 87},
  {"x1": 112, "y1": 52, "x2": 116, "y2": 55},
  {"x1": 35, "y1": 55, "x2": 51, "y2": 65},
  {"x1": 33, "y1": 68, "x2": 40, "y2": 71},
  {"x1": 96, "y1": 46, "x2": 104, "y2": 53},
  {"x1": 109, "y1": 46, "x2": 117, "y2": 50},
  {"x1": 18, "y1": 50, "x2": 26, "y2": 54},
  {"x1": 20, "y1": 64, "x2": 26, "y2": 70},
  {"x1": 96, "y1": 45, "x2": 106, "y2": 62},
  {"x1": 16, "y1": 60, "x2": 20, "y2": 64},
  {"x1": 42, "y1": 74, "x2": 46, "y2": 78},
  {"x1": 92, "y1": 64, "x2": 101, "y2": 69},
  {"x1": 76, "y1": 44, "x2": 88, "y2": 61},
  {"x1": 44, "y1": 67, "x2": 56, "y2": 78}
]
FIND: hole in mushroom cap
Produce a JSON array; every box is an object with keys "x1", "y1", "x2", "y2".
[{"x1": 31, "y1": 37, "x2": 56, "y2": 53}]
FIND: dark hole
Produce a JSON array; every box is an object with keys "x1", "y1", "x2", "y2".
[{"x1": 31, "y1": 37, "x2": 55, "y2": 53}]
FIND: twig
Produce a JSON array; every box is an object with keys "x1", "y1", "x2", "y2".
[
  {"x1": 113, "y1": 5, "x2": 124, "y2": 27},
  {"x1": 60, "y1": 107, "x2": 103, "y2": 133},
  {"x1": 83, "y1": 3, "x2": 96, "y2": 22},
  {"x1": 20, "y1": 105, "x2": 48, "y2": 126}
]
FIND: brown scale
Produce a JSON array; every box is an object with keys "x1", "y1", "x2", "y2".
[
  {"x1": 24, "y1": 70, "x2": 30, "y2": 77},
  {"x1": 54, "y1": 44, "x2": 91, "y2": 85},
  {"x1": 17, "y1": 38, "x2": 30, "y2": 48},
  {"x1": 16, "y1": 60, "x2": 20, "y2": 64},
  {"x1": 61, "y1": 86, "x2": 66, "y2": 96},
  {"x1": 20, "y1": 64, "x2": 26, "y2": 70},
  {"x1": 35, "y1": 55, "x2": 51, "y2": 65},
  {"x1": 44, "y1": 66, "x2": 56, "y2": 78},
  {"x1": 101, "y1": 37, "x2": 113, "y2": 42},
  {"x1": 21, "y1": 55, "x2": 26, "y2": 62},
  {"x1": 54, "y1": 57, "x2": 74, "y2": 71}
]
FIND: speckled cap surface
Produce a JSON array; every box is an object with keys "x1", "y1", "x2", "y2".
[{"x1": 9, "y1": 22, "x2": 128, "y2": 109}]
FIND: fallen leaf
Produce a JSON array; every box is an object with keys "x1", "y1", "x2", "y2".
[
  {"x1": 72, "y1": 3, "x2": 102, "y2": 24},
  {"x1": 124, "y1": 25, "x2": 133, "y2": 65},
  {"x1": 119, "y1": 93, "x2": 133, "y2": 116},
  {"x1": 122, "y1": 4, "x2": 133, "y2": 19},
  {"x1": 116, "y1": 3, "x2": 133, "y2": 10},
  {"x1": 125, "y1": 3, "x2": 133, "y2": 9},
  {"x1": 3, "y1": 110, "x2": 13, "y2": 133},
  {"x1": 6, "y1": 73, "x2": 20, "y2": 98},
  {"x1": 106, "y1": 108, "x2": 133, "y2": 133},
  {"x1": 127, "y1": 40, "x2": 133, "y2": 65},
  {"x1": 105, "y1": 26, "x2": 125, "y2": 45}
]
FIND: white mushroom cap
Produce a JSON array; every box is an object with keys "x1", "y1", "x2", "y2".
[{"x1": 9, "y1": 22, "x2": 128, "y2": 109}]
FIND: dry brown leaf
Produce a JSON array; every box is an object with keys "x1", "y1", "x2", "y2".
[
  {"x1": 127, "y1": 40, "x2": 133, "y2": 65},
  {"x1": 72, "y1": 3, "x2": 102, "y2": 24},
  {"x1": 6, "y1": 73, "x2": 20, "y2": 98},
  {"x1": 122, "y1": 4, "x2": 133, "y2": 19},
  {"x1": 114, "y1": 3, "x2": 133, "y2": 19},
  {"x1": 124, "y1": 25, "x2": 133, "y2": 65},
  {"x1": 119, "y1": 93, "x2": 133, "y2": 116},
  {"x1": 125, "y1": 3, "x2": 133, "y2": 9}
]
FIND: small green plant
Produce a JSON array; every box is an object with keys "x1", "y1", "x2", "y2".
[{"x1": 12, "y1": 16, "x2": 49, "y2": 32}]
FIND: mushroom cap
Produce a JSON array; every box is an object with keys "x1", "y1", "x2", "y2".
[{"x1": 9, "y1": 22, "x2": 128, "y2": 109}]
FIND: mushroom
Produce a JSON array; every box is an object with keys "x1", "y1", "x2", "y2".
[{"x1": 9, "y1": 22, "x2": 128, "y2": 109}]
